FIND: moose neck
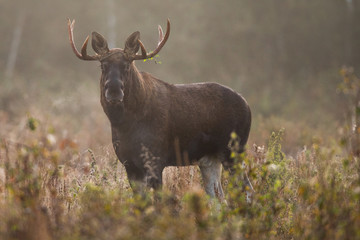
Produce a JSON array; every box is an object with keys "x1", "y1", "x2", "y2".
[
  {"x1": 101, "y1": 62, "x2": 149, "y2": 127},
  {"x1": 123, "y1": 62, "x2": 148, "y2": 111}
]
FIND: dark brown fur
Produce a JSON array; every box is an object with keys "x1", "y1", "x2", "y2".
[{"x1": 68, "y1": 20, "x2": 251, "y2": 194}]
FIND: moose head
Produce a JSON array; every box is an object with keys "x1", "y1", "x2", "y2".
[{"x1": 68, "y1": 19, "x2": 169, "y2": 106}]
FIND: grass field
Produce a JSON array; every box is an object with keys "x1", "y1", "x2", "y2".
[
  {"x1": 0, "y1": 105, "x2": 359, "y2": 239},
  {"x1": 0, "y1": 68, "x2": 359, "y2": 240}
]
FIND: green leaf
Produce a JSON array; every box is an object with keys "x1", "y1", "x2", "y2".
[
  {"x1": 356, "y1": 106, "x2": 360, "y2": 116},
  {"x1": 27, "y1": 117, "x2": 38, "y2": 131},
  {"x1": 230, "y1": 132, "x2": 238, "y2": 140},
  {"x1": 339, "y1": 137, "x2": 347, "y2": 146},
  {"x1": 274, "y1": 179, "x2": 282, "y2": 191}
]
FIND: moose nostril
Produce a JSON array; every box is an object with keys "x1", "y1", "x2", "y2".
[
  {"x1": 106, "y1": 96, "x2": 123, "y2": 104},
  {"x1": 105, "y1": 89, "x2": 124, "y2": 104},
  {"x1": 109, "y1": 99, "x2": 121, "y2": 104}
]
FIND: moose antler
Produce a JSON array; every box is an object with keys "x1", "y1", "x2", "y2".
[
  {"x1": 134, "y1": 19, "x2": 170, "y2": 60},
  {"x1": 67, "y1": 19, "x2": 100, "y2": 61}
]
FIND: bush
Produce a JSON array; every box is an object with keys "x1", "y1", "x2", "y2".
[{"x1": 0, "y1": 113, "x2": 359, "y2": 239}]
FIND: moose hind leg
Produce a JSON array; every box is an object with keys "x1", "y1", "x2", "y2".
[{"x1": 199, "y1": 156, "x2": 224, "y2": 201}]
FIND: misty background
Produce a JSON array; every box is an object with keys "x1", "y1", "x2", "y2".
[{"x1": 1, "y1": 0, "x2": 359, "y2": 152}]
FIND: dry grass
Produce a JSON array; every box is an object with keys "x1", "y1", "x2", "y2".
[
  {"x1": 0, "y1": 75, "x2": 360, "y2": 240},
  {"x1": 0, "y1": 114, "x2": 359, "y2": 239}
]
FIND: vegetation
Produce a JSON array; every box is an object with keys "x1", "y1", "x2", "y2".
[
  {"x1": 1, "y1": 1, "x2": 360, "y2": 239},
  {"x1": 1, "y1": 108, "x2": 359, "y2": 239},
  {"x1": 0, "y1": 68, "x2": 359, "y2": 239}
]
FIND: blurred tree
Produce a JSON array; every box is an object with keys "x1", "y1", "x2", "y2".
[
  {"x1": 106, "y1": 0, "x2": 117, "y2": 48},
  {"x1": 5, "y1": 11, "x2": 25, "y2": 80}
]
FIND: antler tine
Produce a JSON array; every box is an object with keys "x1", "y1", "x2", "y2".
[
  {"x1": 158, "y1": 25, "x2": 164, "y2": 46},
  {"x1": 138, "y1": 40, "x2": 148, "y2": 59},
  {"x1": 133, "y1": 19, "x2": 170, "y2": 60},
  {"x1": 68, "y1": 19, "x2": 82, "y2": 59},
  {"x1": 80, "y1": 35, "x2": 91, "y2": 58},
  {"x1": 67, "y1": 19, "x2": 99, "y2": 61},
  {"x1": 148, "y1": 19, "x2": 170, "y2": 58}
]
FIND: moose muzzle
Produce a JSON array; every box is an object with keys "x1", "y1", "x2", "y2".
[{"x1": 104, "y1": 78, "x2": 124, "y2": 104}]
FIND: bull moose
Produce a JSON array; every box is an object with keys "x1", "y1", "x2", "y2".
[{"x1": 67, "y1": 19, "x2": 251, "y2": 200}]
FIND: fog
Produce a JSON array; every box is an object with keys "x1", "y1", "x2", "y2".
[{"x1": 1, "y1": 0, "x2": 359, "y2": 150}]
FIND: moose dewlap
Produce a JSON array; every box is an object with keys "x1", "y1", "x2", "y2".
[{"x1": 67, "y1": 19, "x2": 251, "y2": 200}]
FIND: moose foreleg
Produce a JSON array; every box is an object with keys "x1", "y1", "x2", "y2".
[
  {"x1": 144, "y1": 167, "x2": 163, "y2": 190},
  {"x1": 125, "y1": 167, "x2": 147, "y2": 194}
]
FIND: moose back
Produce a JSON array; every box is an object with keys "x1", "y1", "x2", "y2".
[{"x1": 68, "y1": 19, "x2": 251, "y2": 199}]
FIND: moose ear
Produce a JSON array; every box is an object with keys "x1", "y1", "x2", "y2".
[
  {"x1": 91, "y1": 32, "x2": 109, "y2": 55},
  {"x1": 124, "y1": 31, "x2": 140, "y2": 56}
]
